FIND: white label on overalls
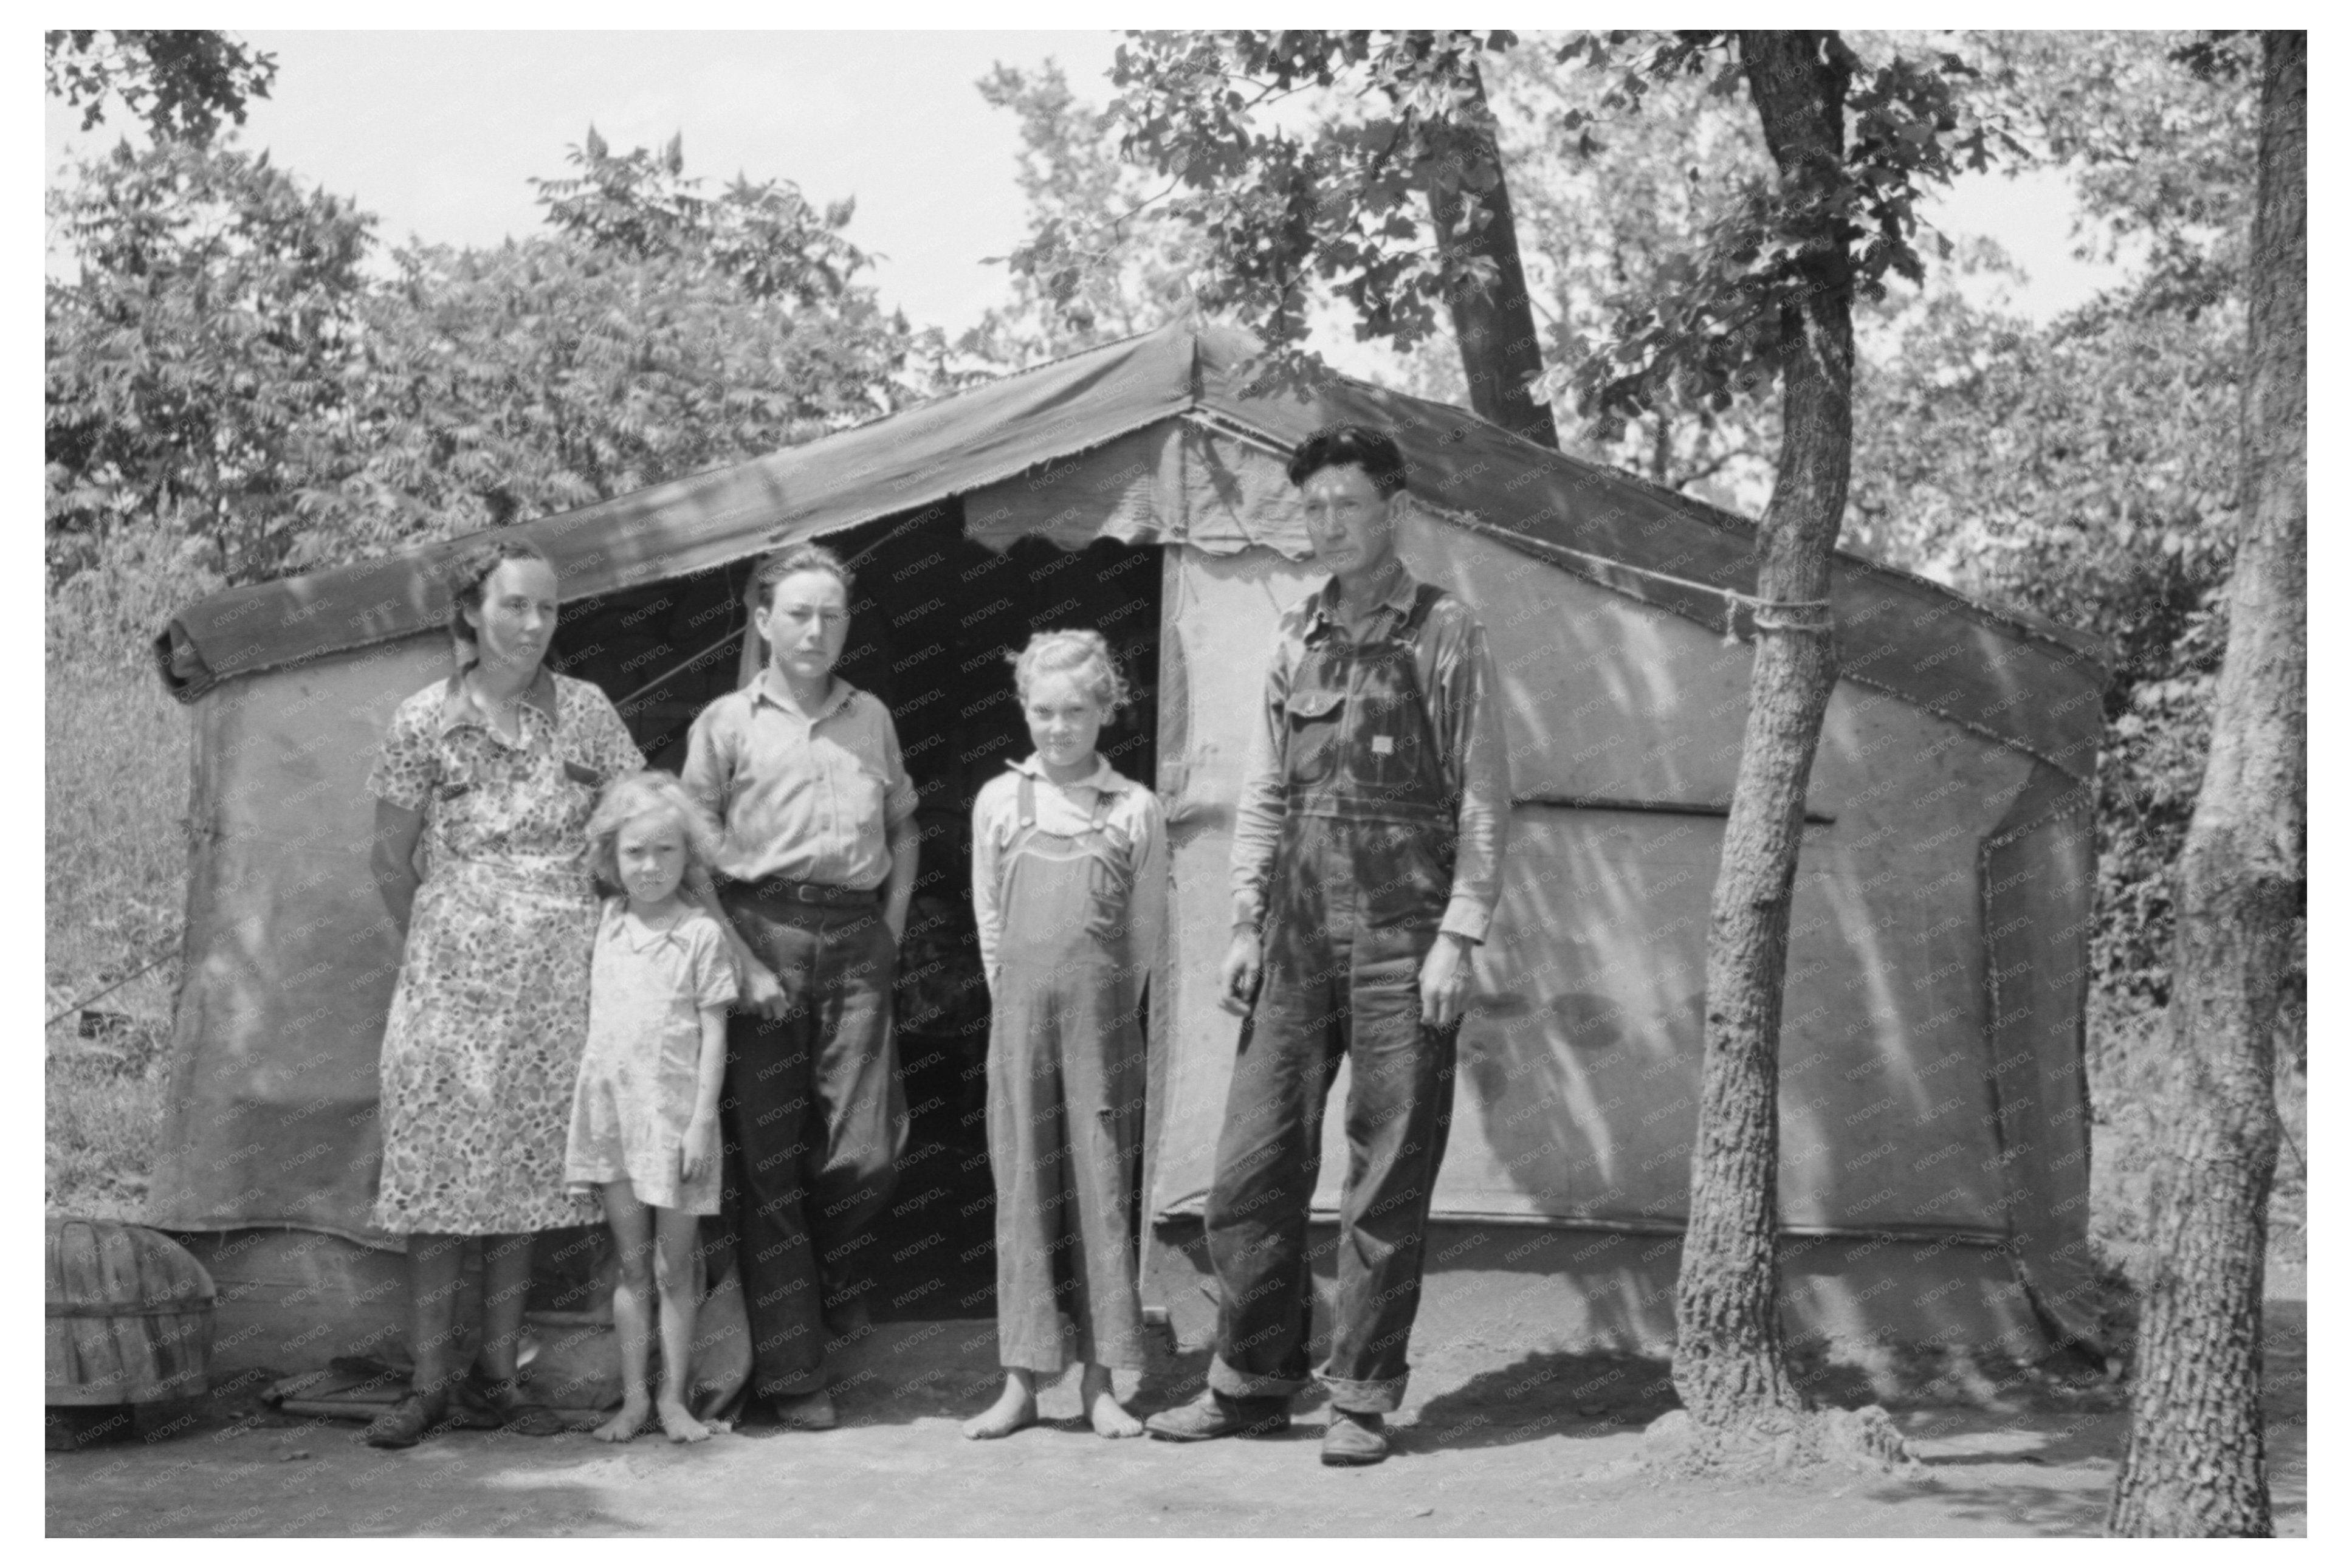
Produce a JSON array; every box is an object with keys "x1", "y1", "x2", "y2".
[{"x1": 1371, "y1": 735, "x2": 1394, "y2": 755}]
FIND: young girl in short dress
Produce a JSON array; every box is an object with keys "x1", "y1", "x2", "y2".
[
  {"x1": 963, "y1": 631, "x2": 1166, "y2": 1440},
  {"x1": 565, "y1": 771, "x2": 738, "y2": 1443}
]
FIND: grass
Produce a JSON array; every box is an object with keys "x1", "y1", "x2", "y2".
[{"x1": 44, "y1": 545, "x2": 210, "y2": 1222}]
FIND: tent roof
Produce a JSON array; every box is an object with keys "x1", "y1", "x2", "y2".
[{"x1": 154, "y1": 319, "x2": 2109, "y2": 779}]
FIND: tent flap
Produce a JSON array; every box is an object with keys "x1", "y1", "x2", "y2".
[{"x1": 1980, "y1": 761, "x2": 2105, "y2": 1352}]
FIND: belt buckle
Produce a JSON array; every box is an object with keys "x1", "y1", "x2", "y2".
[{"x1": 795, "y1": 882, "x2": 821, "y2": 904}]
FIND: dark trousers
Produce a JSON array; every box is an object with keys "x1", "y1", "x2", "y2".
[
  {"x1": 715, "y1": 892, "x2": 905, "y2": 1397},
  {"x1": 1202, "y1": 856, "x2": 1458, "y2": 1414}
]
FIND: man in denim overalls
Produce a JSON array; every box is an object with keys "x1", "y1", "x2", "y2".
[{"x1": 1146, "y1": 425, "x2": 1510, "y2": 1465}]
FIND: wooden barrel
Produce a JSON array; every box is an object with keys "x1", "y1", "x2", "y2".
[{"x1": 46, "y1": 1219, "x2": 216, "y2": 1406}]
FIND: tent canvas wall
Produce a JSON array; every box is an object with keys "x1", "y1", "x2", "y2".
[{"x1": 149, "y1": 320, "x2": 2109, "y2": 1379}]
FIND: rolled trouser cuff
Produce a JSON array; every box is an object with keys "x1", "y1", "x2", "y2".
[
  {"x1": 766, "y1": 1366, "x2": 828, "y2": 1398},
  {"x1": 1317, "y1": 1366, "x2": 1408, "y2": 1414},
  {"x1": 1208, "y1": 1354, "x2": 1307, "y2": 1402}
]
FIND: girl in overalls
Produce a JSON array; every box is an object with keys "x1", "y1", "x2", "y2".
[{"x1": 963, "y1": 630, "x2": 1166, "y2": 1440}]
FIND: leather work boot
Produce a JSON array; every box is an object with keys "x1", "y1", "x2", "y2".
[
  {"x1": 363, "y1": 1393, "x2": 456, "y2": 1449},
  {"x1": 1143, "y1": 1389, "x2": 1291, "y2": 1442},
  {"x1": 1321, "y1": 1408, "x2": 1389, "y2": 1467}
]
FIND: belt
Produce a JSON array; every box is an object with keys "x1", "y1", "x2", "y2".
[{"x1": 720, "y1": 877, "x2": 878, "y2": 909}]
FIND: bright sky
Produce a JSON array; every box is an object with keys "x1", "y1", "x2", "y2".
[{"x1": 43, "y1": 29, "x2": 2121, "y2": 343}]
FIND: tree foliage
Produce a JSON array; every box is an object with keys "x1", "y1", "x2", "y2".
[
  {"x1": 45, "y1": 131, "x2": 923, "y2": 587},
  {"x1": 1048, "y1": 29, "x2": 1560, "y2": 445},
  {"x1": 982, "y1": 32, "x2": 1992, "y2": 500},
  {"x1": 1106, "y1": 30, "x2": 1523, "y2": 361},
  {"x1": 46, "y1": 29, "x2": 277, "y2": 144},
  {"x1": 1480, "y1": 47, "x2": 1778, "y2": 496},
  {"x1": 532, "y1": 126, "x2": 879, "y2": 308},
  {"x1": 1846, "y1": 29, "x2": 2278, "y2": 1022},
  {"x1": 962, "y1": 60, "x2": 1206, "y2": 366},
  {"x1": 1552, "y1": 32, "x2": 2018, "y2": 434},
  {"x1": 1978, "y1": 29, "x2": 2258, "y2": 317},
  {"x1": 44, "y1": 139, "x2": 374, "y2": 584},
  {"x1": 318, "y1": 230, "x2": 918, "y2": 560}
]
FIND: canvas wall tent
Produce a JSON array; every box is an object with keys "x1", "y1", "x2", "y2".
[{"x1": 150, "y1": 319, "x2": 2110, "y2": 1380}]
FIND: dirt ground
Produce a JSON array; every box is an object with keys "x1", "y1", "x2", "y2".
[{"x1": 46, "y1": 1284, "x2": 2305, "y2": 1539}]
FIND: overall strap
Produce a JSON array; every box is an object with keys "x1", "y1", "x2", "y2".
[
  {"x1": 1400, "y1": 581, "x2": 1446, "y2": 639},
  {"x1": 1016, "y1": 769, "x2": 1037, "y2": 828},
  {"x1": 1086, "y1": 782, "x2": 1117, "y2": 832}
]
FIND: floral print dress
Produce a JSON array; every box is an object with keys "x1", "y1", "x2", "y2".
[{"x1": 366, "y1": 669, "x2": 644, "y2": 1236}]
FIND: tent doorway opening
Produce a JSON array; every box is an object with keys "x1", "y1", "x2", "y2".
[{"x1": 546, "y1": 499, "x2": 1164, "y2": 1322}]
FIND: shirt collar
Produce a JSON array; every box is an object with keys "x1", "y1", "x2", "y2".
[
  {"x1": 440, "y1": 665, "x2": 559, "y2": 734},
  {"x1": 750, "y1": 667, "x2": 859, "y2": 723},
  {"x1": 1011, "y1": 754, "x2": 1123, "y2": 794},
  {"x1": 610, "y1": 901, "x2": 693, "y2": 952},
  {"x1": 1306, "y1": 558, "x2": 1420, "y2": 636}
]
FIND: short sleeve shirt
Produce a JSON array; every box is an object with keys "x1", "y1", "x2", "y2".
[
  {"x1": 681, "y1": 670, "x2": 918, "y2": 889},
  {"x1": 583, "y1": 899, "x2": 740, "y2": 1088}
]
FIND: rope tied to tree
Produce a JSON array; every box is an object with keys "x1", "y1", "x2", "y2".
[
  {"x1": 1716, "y1": 584, "x2": 1836, "y2": 644},
  {"x1": 1450, "y1": 513, "x2": 1837, "y2": 644}
]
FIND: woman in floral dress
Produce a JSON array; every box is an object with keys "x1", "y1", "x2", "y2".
[{"x1": 362, "y1": 538, "x2": 644, "y2": 1448}]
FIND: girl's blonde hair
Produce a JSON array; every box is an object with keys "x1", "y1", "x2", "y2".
[
  {"x1": 586, "y1": 770, "x2": 723, "y2": 889},
  {"x1": 1008, "y1": 628, "x2": 1130, "y2": 714}
]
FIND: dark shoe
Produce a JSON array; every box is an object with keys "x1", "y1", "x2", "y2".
[
  {"x1": 464, "y1": 1371, "x2": 572, "y2": 1437},
  {"x1": 362, "y1": 1394, "x2": 443, "y2": 1449},
  {"x1": 1321, "y1": 1408, "x2": 1389, "y2": 1467},
  {"x1": 770, "y1": 1389, "x2": 837, "y2": 1431},
  {"x1": 1144, "y1": 1389, "x2": 1291, "y2": 1442},
  {"x1": 822, "y1": 1290, "x2": 874, "y2": 1343}
]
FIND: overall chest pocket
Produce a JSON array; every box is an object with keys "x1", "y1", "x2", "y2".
[
  {"x1": 1082, "y1": 833, "x2": 1134, "y2": 945},
  {"x1": 1346, "y1": 671, "x2": 1430, "y2": 793},
  {"x1": 1282, "y1": 687, "x2": 1346, "y2": 785}
]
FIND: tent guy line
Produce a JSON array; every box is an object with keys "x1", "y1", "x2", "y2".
[{"x1": 46, "y1": 946, "x2": 178, "y2": 1030}]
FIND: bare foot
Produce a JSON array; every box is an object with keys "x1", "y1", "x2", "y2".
[
  {"x1": 593, "y1": 1396, "x2": 650, "y2": 1443},
  {"x1": 657, "y1": 1397, "x2": 710, "y2": 1443},
  {"x1": 1081, "y1": 1366, "x2": 1143, "y2": 1439},
  {"x1": 961, "y1": 1375, "x2": 1038, "y2": 1440}
]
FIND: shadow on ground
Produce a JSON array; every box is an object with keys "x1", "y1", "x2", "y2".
[{"x1": 49, "y1": 1295, "x2": 2307, "y2": 1536}]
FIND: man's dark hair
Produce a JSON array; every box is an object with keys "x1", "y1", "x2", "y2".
[
  {"x1": 1287, "y1": 424, "x2": 1409, "y2": 498},
  {"x1": 752, "y1": 541, "x2": 854, "y2": 611}
]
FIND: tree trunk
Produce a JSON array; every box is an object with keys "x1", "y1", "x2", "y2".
[
  {"x1": 1423, "y1": 60, "x2": 1559, "y2": 450},
  {"x1": 1668, "y1": 29, "x2": 1852, "y2": 1440},
  {"x1": 2107, "y1": 28, "x2": 2303, "y2": 1538}
]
